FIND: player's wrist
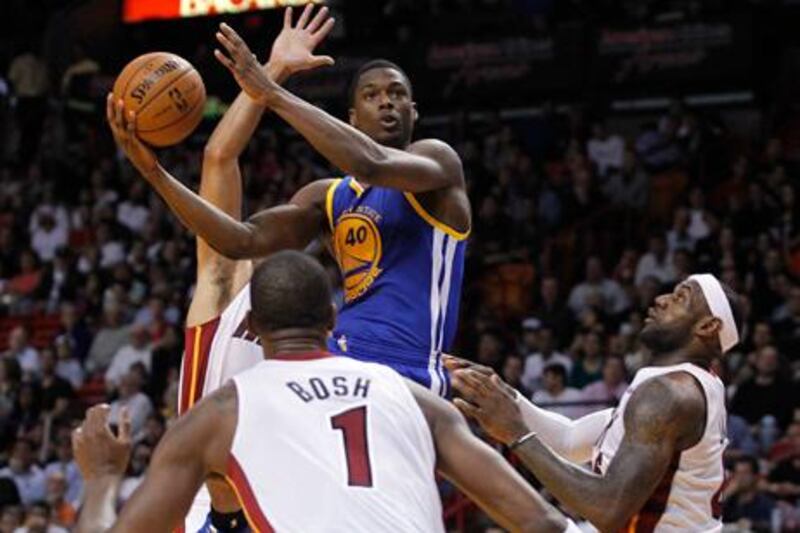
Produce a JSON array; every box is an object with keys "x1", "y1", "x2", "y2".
[
  {"x1": 264, "y1": 61, "x2": 290, "y2": 86},
  {"x1": 507, "y1": 429, "x2": 538, "y2": 451}
]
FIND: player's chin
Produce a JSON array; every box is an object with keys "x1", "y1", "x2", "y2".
[{"x1": 373, "y1": 129, "x2": 406, "y2": 149}]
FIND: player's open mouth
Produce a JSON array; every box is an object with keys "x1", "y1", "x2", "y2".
[{"x1": 380, "y1": 116, "x2": 399, "y2": 129}]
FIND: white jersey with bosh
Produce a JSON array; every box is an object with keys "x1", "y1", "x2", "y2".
[
  {"x1": 592, "y1": 363, "x2": 727, "y2": 533},
  {"x1": 179, "y1": 283, "x2": 263, "y2": 531},
  {"x1": 225, "y1": 352, "x2": 443, "y2": 533}
]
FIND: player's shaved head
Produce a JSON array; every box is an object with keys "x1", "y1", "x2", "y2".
[
  {"x1": 249, "y1": 251, "x2": 333, "y2": 333},
  {"x1": 348, "y1": 59, "x2": 412, "y2": 107}
]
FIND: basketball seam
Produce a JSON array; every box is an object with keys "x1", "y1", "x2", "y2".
[
  {"x1": 120, "y1": 56, "x2": 161, "y2": 101},
  {"x1": 137, "y1": 97, "x2": 204, "y2": 134},
  {"x1": 136, "y1": 66, "x2": 194, "y2": 119}
]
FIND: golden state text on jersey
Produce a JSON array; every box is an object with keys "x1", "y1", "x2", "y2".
[{"x1": 325, "y1": 177, "x2": 468, "y2": 397}]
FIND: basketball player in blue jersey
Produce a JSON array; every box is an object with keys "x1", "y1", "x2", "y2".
[{"x1": 108, "y1": 21, "x2": 470, "y2": 397}]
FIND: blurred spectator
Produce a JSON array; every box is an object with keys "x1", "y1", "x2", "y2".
[
  {"x1": 726, "y1": 414, "x2": 760, "y2": 463},
  {"x1": 56, "y1": 304, "x2": 91, "y2": 362},
  {"x1": 766, "y1": 422, "x2": 800, "y2": 502},
  {"x1": 501, "y1": 355, "x2": 530, "y2": 400},
  {"x1": 7, "y1": 45, "x2": 49, "y2": 164},
  {"x1": 569, "y1": 331, "x2": 605, "y2": 389},
  {"x1": 85, "y1": 303, "x2": 131, "y2": 374},
  {"x1": 116, "y1": 182, "x2": 149, "y2": 234},
  {"x1": 118, "y1": 443, "x2": 152, "y2": 505},
  {"x1": 602, "y1": 147, "x2": 648, "y2": 211},
  {"x1": 580, "y1": 356, "x2": 628, "y2": 414},
  {"x1": 532, "y1": 276, "x2": 572, "y2": 344},
  {"x1": 774, "y1": 285, "x2": 800, "y2": 359},
  {"x1": 568, "y1": 257, "x2": 629, "y2": 317},
  {"x1": 666, "y1": 208, "x2": 696, "y2": 254},
  {"x1": 134, "y1": 414, "x2": 165, "y2": 449},
  {"x1": 474, "y1": 331, "x2": 503, "y2": 371},
  {"x1": 634, "y1": 234, "x2": 676, "y2": 288},
  {"x1": 731, "y1": 345, "x2": 798, "y2": 430},
  {"x1": 29, "y1": 213, "x2": 67, "y2": 264},
  {"x1": 722, "y1": 456, "x2": 775, "y2": 532},
  {"x1": 36, "y1": 349, "x2": 72, "y2": 414},
  {"x1": 521, "y1": 322, "x2": 571, "y2": 392},
  {"x1": 586, "y1": 121, "x2": 625, "y2": 178},
  {"x1": 0, "y1": 439, "x2": 45, "y2": 506},
  {"x1": 52, "y1": 338, "x2": 83, "y2": 391},
  {"x1": 44, "y1": 472, "x2": 75, "y2": 529},
  {"x1": 44, "y1": 437, "x2": 81, "y2": 510},
  {"x1": 4, "y1": 327, "x2": 39, "y2": 378},
  {"x1": 0, "y1": 505, "x2": 23, "y2": 531},
  {"x1": 104, "y1": 325, "x2": 151, "y2": 392},
  {"x1": 532, "y1": 363, "x2": 584, "y2": 419},
  {"x1": 108, "y1": 370, "x2": 153, "y2": 437},
  {"x1": 13, "y1": 501, "x2": 68, "y2": 533}
]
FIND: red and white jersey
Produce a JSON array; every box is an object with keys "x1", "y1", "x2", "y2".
[
  {"x1": 225, "y1": 352, "x2": 444, "y2": 533},
  {"x1": 179, "y1": 283, "x2": 263, "y2": 531},
  {"x1": 592, "y1": 363, "x2": 727, "y2": 533},
  {"x1": 179, "y1": 283, "x2": 262, "y2": 415}
]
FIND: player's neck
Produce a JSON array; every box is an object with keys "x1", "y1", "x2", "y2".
[
  {"x1": 650, "y1": 349, "x2": 710, "y2": 369},
  {"x1": 262, "y1": 328, "x2": 329, "y2": 360}
]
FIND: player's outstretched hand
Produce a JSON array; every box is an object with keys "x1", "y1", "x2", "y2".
[
  {"x1": 269, "y1": 4, "x2": 335, "y2": 76},
  {"x1": 72, "y1": 404, "x2": 132, "y2": 480},
  {"x1": 215, "y1": 23, "x2": 279, "y2": 106},
  {"x1": 453, "y1": 370, "x2": 529, "y2": 446},
  {"x1": 106, "y1": 94, "x2": 158, "y2": 177},
  {"x1": 444, "y1": 354, "x2": 517, "y2": 398}
]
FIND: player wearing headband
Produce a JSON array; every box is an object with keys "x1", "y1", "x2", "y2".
[{"x1": 448, "y1": 274, "x2": 742, "y2": 532}]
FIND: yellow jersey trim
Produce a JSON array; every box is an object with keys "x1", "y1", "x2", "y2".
[
  {"x1": 325, "y1": 178, "x2": 343, "y2": 232},
  {"x1": 348, "y1": 179, "x2": 365, "y2": 197},
  {"x1": 188, "y1": 325, "x2": 202, "y2": 409},
  {"x1": 403, "y1": 192, "x2": 470, "y2": 241}
]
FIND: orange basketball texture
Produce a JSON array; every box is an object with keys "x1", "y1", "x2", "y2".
[{"x1": 112, "y1": 52, "x2": 206, "y2": 147}]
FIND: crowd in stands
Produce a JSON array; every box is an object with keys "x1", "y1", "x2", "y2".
[{"x1": 1, "y1": 27, "x2": 800, "y2": 533}]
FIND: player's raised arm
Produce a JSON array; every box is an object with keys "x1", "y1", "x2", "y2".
[
  {"x1": 407, "y1": 381, "x2": 567, "y2": 533},
  {"x1": 456, "y1": 370, "x2": 706, "y2": 532},
  {"x1": 214, "y1": 23, "x2": 464, "y2": 194},
  {"x1": 74, "y1": 385, "x2": 238, "y2": 533},
  {"x1": 190, "y1": 4, "x2": 335, "y2": 324}
]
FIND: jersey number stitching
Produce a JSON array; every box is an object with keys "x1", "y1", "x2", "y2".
[{"x1": 330, "y1": 405, "x2": 374, "y2": 488}]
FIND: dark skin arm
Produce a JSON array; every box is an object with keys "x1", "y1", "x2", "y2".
[
  {"x1": 407, "y1": 381, "x2": 566, "y2": 533},
  {"x1": 214, "y1": 23, "x2": 466, "y2": 195},
  {"x1": 455, "y1": 371, "x2": 706, "y2": 532},
  {"x1": 74, "y1": 385, "x2": 238, "y2": 533}
]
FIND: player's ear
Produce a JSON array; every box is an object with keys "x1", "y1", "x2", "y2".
[
  {"x1": 412, "y1": 102, "x2": 419, "y2": 123},
  {"x1": 245, "y1": 311, "x2": 260, "y2": 337},
  {"x1": 348, "y1": 108, "x2": 357, "y2": 127},
  {"x1": 695, "y1": 316, "x2": 721, "y2": 343}
]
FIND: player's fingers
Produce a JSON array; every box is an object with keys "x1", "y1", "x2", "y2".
[
  {"x1": 310, "y1": 55, "x2": 335, "y2": 68},
  {"x1": 312, "y1": 18, "x2": 335, "y2": 45},
  {"x1": 461, "y1": 369, "x2": 492, "y2": 393},
  {"x1": 105, "y1": 93, "x2": 115, "y2": 126},
  {"x1": 85, "y1": 404, "x2": 111, "y2": 435},
  {"x1": 127, "y1": 111, "x2": 138, "y2": 137},
  {"x1": 216, "y1": 31, "x2": 237, "y2": 56},
  {"x1": 214, "y1": 49, "x2": 236, "y2": 72},
  {"x1": 283, "y1": 6, "x2": 293, "y2": 28},
  {"x1": 490, "y1": 373, "x2": 517, "y2": 399},
  {"x1": 307, "y1": 5, "x2": 329, "y2": 33},
  {"x1": 219, "y1": 23, "x2": 246, "y2": 51},
  {"x1": 442, "y1": 354, "x2": 470, "y2": 370},
  {"x1": 296, "y1": 2, "x2": 313, "y2": 28},
  {"x1": 453, "y1": 398, "x2": 481, "y2": 419},
  {"x1": 115, "y1": 99, "x2": 125, "y2": 131}
]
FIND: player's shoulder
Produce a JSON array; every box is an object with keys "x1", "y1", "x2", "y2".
[
  {"x1": 290, "y1": 178, "x2": 342, "y2": 208},
  {"x1": 625, "y1": 370, "x2": 707, "y2": 445},
  {"x1": 408, "y1": 138, "x2": 462, "y2": 165}
]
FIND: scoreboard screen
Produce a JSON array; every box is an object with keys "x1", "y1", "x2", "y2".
[{"x1": 123, "y1": 0, "x2": 323, "y2": 23}]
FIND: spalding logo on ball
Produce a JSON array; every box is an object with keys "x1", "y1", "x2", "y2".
[{"x1": 112, "y1": 52, "x2": 206, "y2": 147}]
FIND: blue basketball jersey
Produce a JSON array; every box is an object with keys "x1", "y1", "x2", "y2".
[{"x1": 324, "y1": 177, "x2": 468, "y2": 396}]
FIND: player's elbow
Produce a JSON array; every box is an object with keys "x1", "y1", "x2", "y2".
[
  {"x1": 518, "y1": 510, "x2": 568, "y2": 533},
  {"x1": 210, "y1": 226, "x2": 257, "y2": 260},
  {"x1": 203, "y1": 145, "x2": 236, "y2": 164},
  {"x1": 593, "y1": 504, "x2": 634, "y2": 532}
]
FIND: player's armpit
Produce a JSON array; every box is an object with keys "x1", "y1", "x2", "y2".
[
  {"x1": 407, "y1": 381, "x2": 566, "y2": 533},
  {"x1": 511, "y1": 373, "x2": 706, "y2": 532},
  {"x1": 108, "y1": 384, "x2": 238, "y2": 533}
]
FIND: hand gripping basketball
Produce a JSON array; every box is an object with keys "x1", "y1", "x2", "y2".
[{"x1": 106, "y1": 94, "x2": 159, "y2": 178}]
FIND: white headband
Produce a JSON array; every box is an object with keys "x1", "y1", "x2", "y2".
[{"x1": 688, "y1": 273, "x2": 739, "y2": 353}]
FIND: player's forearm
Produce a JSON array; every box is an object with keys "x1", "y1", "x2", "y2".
[
  {"x1": 204, "y1": 63, "x2": 288, "y2": 160},
  {"x1": 517, "y1": 395, "x2": 611, "y2": 464},
  {"x1": 143, "y1": 166, "x2": 255, "y2": 259},
  {"x1": 512, "y1": 436, "x2": 625, "y2": 531},
  {"x1": 265, "y1": 86, "x2": 391, "y2": 183},
  {"x1": 76, "y1": 475, "x2": 120, "y2": 533}
]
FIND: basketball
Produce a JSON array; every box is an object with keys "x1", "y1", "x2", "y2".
[{"x1": 112, "y1": 52, "x2": 206, "y2": 147}]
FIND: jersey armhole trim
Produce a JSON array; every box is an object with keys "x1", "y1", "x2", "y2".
[
  {"x1": 225, "y1": 454, "x2": 275, "y2": 532},
  {"x1": 403, "y1": 192, "x2": 470, "y2": 241},
  {"x1": 325, "y1": 178, "x2": 343, "y2": 232}
]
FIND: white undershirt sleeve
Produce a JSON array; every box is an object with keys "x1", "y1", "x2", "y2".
[{"x1": 516, "y1": 393, "x2": 613, "y2": 464}]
